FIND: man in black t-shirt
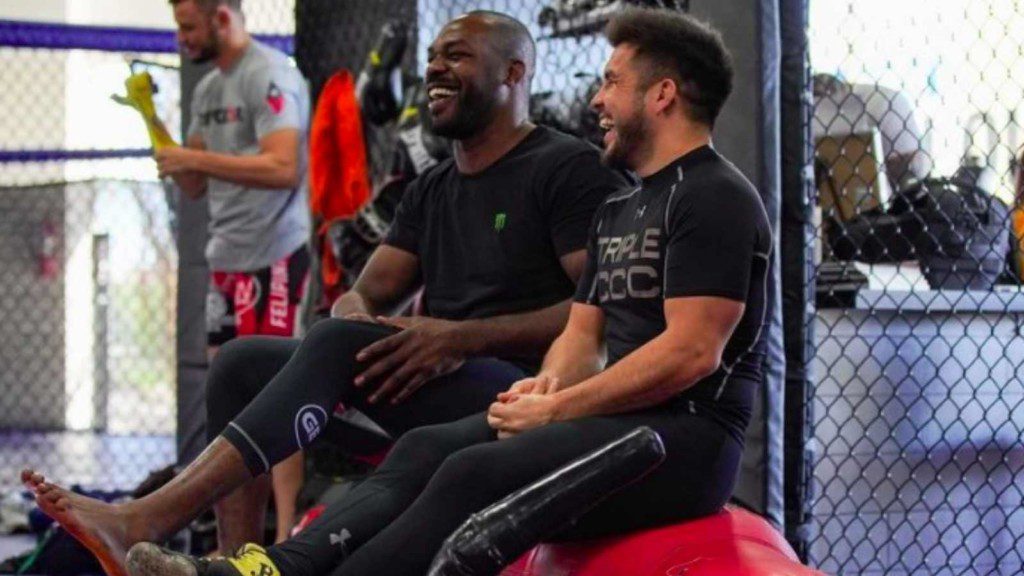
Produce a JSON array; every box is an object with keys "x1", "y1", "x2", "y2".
[
  {"x1": 389, "y1": 131, "x2": 595, "y2": 325},
  {"x1": 379, "y1": 123, "x2": 620, "y2": 372},
  {"x1": 19, "y1": 12, "x2": 625, "y2": 576},
  {"x1": 115, "y1": 8, "x2": 772, "y2": 576}
]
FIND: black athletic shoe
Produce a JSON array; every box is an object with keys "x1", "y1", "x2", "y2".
[{"x1": 126, "y1": 542, "x2": 281, "y2": 576}]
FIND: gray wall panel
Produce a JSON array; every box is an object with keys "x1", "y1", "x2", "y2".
[
  {"x1": 690, "y1": 0, "x2": 785, "y2": 526},
  {"x1": 0, "y1": 185, "x2": 65, "y2": 429},
  {"x1": 175, "y1": 56, "x2": 213, "y2": 465}
]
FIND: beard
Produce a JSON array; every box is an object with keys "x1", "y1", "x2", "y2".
[
  {"x1": 429, "y1": 81, "x2": 499, "y2": 140},
  {"x1": 188, "y1": 30, "x2": 220, "y2": 64},
  {"x1": 601, "y1": 102, "x2": 651, "y2": 171}
]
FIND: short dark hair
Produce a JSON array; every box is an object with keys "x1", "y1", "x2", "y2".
[
  {"x1": 169, "y1": 0, "x2": 241, "y2": 13},
  {"x1": 464, "y1": 10, "x2": 536, "y2": 80},
  {"x1": 606, "y1": 7, "x2": 733, "y2": 126}
]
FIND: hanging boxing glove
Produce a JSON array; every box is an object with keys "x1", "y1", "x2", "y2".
[{"x1": 357, "y1": 20, "x2": 409, "y2": 126}]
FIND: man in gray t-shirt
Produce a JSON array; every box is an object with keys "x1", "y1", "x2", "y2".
[
  {"x1": 158, "y1": 0, "x2": 311, "y2": 349},
  {"x1": 158, "y1": 0, "x2": 311, "y2": 548},
  {"x1": 189, "y1": 41, "x2": 310, "y2": 274}
]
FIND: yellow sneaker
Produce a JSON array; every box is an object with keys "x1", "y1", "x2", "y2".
[
  {"x1": 126, "y1": 542, "x2": 280, "y2": 576},
  {"x1": 216, "y1": 544, "x2": 280, "y2": 576}
]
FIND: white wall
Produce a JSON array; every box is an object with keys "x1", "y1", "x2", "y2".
[
  {"x1": 0, "y1": 0, "x2": 67, "y2": 22},
  {"x1": 0, "y1": 0, "x2": 294, "y2": 32},
  {"x1": 66, "y1": 1, "x2": 174, "y2": 28},
  {"x1": 0, "y1": 0, "x2": 173, "y2": 28}
]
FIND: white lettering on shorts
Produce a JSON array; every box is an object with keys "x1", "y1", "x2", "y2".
[
  {"x1": 268, "y1": 259, "x2": 290, "y2": 329},
  {"x1": 234, "y1": 275, "x2": 260, "y2": 317}
]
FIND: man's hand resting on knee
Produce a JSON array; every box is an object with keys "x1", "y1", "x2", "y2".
[
  {"x1": 334, "y1": 242, "x2": 588, "y2": 408},
  {"x1": 354, "y1": 316, "x2": 467, "y2": 404}
]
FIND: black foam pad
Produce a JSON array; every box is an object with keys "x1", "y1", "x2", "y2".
[{"x1": 428, "y1": 426, "x2": 666, "y2": 576}]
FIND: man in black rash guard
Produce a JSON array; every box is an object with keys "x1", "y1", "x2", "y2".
[
  {"x1": 125, "y1": 7, "x2": 771, "y2": 576},
  {"x1": 19, "y1": 11, "x2": 626, "y2": 576}
]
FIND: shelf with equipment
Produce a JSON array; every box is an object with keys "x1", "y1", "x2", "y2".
[{"x1": 538, "y1": 1, "x2": 690, "y2": 40}]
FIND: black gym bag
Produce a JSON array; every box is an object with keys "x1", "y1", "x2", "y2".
[{"x1": 827, "y1": 175, "x2": 1010, "y2": 290}]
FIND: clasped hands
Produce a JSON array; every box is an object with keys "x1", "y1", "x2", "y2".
[{"x1": 487, "y1": 374, "x2": 562, "y2": 440}]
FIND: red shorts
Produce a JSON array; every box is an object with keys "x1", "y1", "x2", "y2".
[{"x1": 207, "y1": 247, "x2": 310, "y2": 346}]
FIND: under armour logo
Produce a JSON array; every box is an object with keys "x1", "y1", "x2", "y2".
[
  {"x1": 330, "y1": 529, "x2": 352, "y2": 549},
  {"x1": 635, "y1": 205, "x2": 647, "y2": 220},
  {"x1": 253, "y1": 563, "x2": 275, "y2": 576}
]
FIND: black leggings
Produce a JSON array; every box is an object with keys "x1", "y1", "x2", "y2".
[
  {"x1": 266, "y1": 401, "x2": 745, "y2": 576},
  {"x1": 206, "y1": 318, "x2": 526, "y2": 475}
]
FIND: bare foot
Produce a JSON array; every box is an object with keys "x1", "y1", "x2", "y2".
[{"x1": 21, "y1": 468, "x2": 137, "y2": 576}]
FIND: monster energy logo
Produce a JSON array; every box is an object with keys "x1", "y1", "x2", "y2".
[{"x1": 494, "y1": 212, "x2": 507, "y2": 232}]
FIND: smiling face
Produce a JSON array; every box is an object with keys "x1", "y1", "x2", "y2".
[
  {"x1": 424, "y1": 16, "x2": 509, "y2": 139},
  {"x1": 590, "y1": 44, "x2": 654, "y2": 171},
  {"x1": 172, "y1": 0, "x2": 221, "y2": 64}
]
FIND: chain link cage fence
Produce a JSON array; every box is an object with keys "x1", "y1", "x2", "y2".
[
  {"x1": 0, "y1": 39, "x2": 181, "y2": 512},
  {"x1": 0, "y1": 0, "x2": 297, "y2": 507},
  {"x1": 295, "y1": 0, "x2": 690, "y2": 140},
  {"x1": 6, "y1": 0, "x2": 1022, "y2": 572},
  {"x1": 805, "y1": 0, "x2": 1024, "y2": 574}
]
